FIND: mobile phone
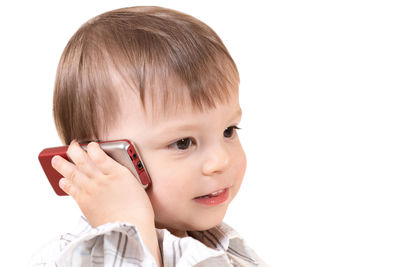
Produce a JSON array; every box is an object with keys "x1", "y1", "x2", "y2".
[{"x1": 38, "y1": 139, "x2": 151, "y2": 196}]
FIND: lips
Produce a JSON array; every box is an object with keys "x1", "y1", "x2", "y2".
[
  {"x1": 194, "y1": 188, "x2": 229, "y2": 206},
  {"x1": 195, "y1": 188, "x2": 226, "y2": 199}
]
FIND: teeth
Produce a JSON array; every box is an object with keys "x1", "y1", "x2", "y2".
[
  {"x1": 210, "y1": 189, "x2": 224, "y2": 196},
  {"x1": 196, "y1": 189, "x2": 226, "y2": 199}
]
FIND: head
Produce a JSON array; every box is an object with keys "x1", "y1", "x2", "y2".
[{"x1": 53, "y1": 6, "x2": 246, "y2": 235}]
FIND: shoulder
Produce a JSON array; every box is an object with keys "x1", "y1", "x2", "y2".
[{"x1": 29, "y1": 216, "x2": 157, "y2": 266}]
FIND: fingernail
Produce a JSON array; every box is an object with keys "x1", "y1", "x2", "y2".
[
  {"x1": 59, "y1": 178, "x2": 66, "y2": 189},
  {"x1": 51, "y1": 155, "x2": 59, "y2": 167}
]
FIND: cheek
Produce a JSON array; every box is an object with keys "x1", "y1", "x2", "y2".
[
  {"x1": 241, "y1": 148, "x2": 247, "y2": 173},
  {"x1": 145, "y1": 157, "x2": 193, "y2": 205},
  {"x1": 146, "y1": 161, "x2": 197, "y2": 226},
  {"x1": 231, "y1": 145, "x2": 247, "y2": 191},
  {"x1": 235, "y1": 145, "x2": 247, "y2": 178}
]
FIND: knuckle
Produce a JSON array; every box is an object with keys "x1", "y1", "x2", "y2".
[
  {"x1": 69, "y1": 169, "x2": 80, "y2": 182},
  {"x1": 70, "y1": 146, "x2": 87, "y2": 167},
  {"x1": 61, "y1": 179, "x2": 70, "y2": 190},
  {"x1": 75, "y1": 157, "x2": 86, "y2": 168},
  {"x1": 88, "y1": 143, "x2": 107, "y2": 164},
  {"x1": 60, "y1": 179, "x2": 72, "y2": 196}
]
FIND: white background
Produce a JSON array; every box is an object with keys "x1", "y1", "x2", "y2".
[{"x1": 1, "y1": 0, "x2": 399, "y2": 266}]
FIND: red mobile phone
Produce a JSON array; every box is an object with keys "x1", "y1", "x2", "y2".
[{"x1": 38, "y1": 139, "x2": 151, "y2": 196}]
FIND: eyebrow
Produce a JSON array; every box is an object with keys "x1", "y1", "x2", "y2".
[{"x1": 153, "y1": 108, "x2": 242, "y2": 135}]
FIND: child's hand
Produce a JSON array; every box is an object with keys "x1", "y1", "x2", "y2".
[
  {"x1": 52, "y1": 140, "x2": 162, "y2": 265},
  {"x1": 51, "y1": 140, "x2": 154, "y2": 227}
]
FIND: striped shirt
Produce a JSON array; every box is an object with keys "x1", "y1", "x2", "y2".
[{"x1": 30, "y1": 216, "x2": 268, "y2": 266}]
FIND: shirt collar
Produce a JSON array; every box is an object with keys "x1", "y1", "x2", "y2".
[{"x1": 188, "y1": 222, "x2": 258, "y2": 264}]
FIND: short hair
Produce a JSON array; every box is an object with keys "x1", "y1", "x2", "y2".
[{"x1": 53, "y1": 6, "x2": 239, "y2": 144}]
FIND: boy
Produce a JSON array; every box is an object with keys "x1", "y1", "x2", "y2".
[{"x1": 31, "y1": 6, "x2": 267, "y2": 267}]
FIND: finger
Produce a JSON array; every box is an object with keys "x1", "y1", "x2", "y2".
[
  {"x1": 86, "y1": 142, "x2": 123, "y2": 175},
  {"x1": 52, "y1": 155, "x2": 89, "y2": 199},
  {"x1": 52, "y1": 155, "x2": 77, "y2": 179},
  {"x1": 67, "y1": 140, "x2": 101, "y2": 178},
  {"x1": 51, "y1": 155, "x2": 86, "y2": 188},
  {"x1": 59, "y1": 177, "x2": 78, "y2": 198}
]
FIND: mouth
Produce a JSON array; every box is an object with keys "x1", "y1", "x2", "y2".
[{"x1": 194, "y1": 188, "x2": 229, "y2": 206}]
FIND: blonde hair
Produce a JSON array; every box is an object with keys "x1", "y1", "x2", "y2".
[{"x1": 53, "y1": 6, "x2": 239, "y2": 144}]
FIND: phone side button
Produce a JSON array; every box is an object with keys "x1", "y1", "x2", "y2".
[
  {"x1": 137, "y1": 161, "x2": 143, "y2": 170},
  {"x1": 139, "y1": 172, "x2": 151, "y2": 188}
]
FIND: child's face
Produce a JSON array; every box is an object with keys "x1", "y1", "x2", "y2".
[{"x1": 104, "y1": 87, "x2": 246, "y2": 236}]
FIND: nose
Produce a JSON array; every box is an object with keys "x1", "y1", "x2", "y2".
[{"x1": 201, "y1": 142, "x2": 231, "y2": 175}]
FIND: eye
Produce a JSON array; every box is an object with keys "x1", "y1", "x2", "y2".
[
  {"x1": 223, "y1": 126, "x2": 241, "y2": 138},
  {"x1": 168, "y1": 137, "x2": 196, "y2": 150}
]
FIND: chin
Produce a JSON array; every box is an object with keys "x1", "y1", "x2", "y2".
[{"x1": 188, "y1": 208, "x2": 228, "y2": 231}]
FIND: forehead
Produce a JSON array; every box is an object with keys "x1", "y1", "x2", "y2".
[
  {"x1": 114, "y1": 71, "x2": 238, "y2": 115},
  {"x1": 148, "y1": 86, "x2": 239, "y2": 124},
  {"x1": 117, "y1": 83, "x2": 240, "y2": 124}
]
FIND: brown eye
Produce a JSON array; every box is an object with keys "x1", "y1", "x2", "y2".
[
  {"x1": 170, "y1": 138, "x2": 195, "y2": 150},
  {"x1": 223, "y1": 126, "x2": 240, "y2": 138}
]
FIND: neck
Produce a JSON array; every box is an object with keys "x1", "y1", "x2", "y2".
[{"x1": 168, "y1": 228, "x2": 188, "y2": 237}]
